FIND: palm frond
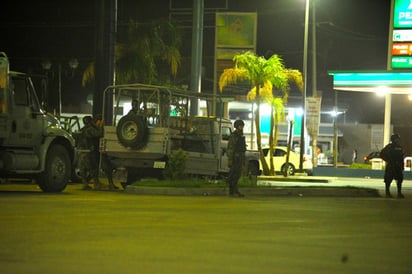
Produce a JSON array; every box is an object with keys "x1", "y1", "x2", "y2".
[
  {"x1": 219, "y1": 67, "x2": 249, "y2": 92},
  {"x1": 286, "y1": 69, "x2": 304, "y2": 91},
  {"x1": 82, "y1": 62, "x2": 95, "y2": 87},
  {"x1": 246, "y1": 81, "x2": 273, "y2": 102}
]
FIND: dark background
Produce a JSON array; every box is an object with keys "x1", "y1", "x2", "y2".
[{"x1": 2, "y1": 0, "x2": 408, "y2": 125}]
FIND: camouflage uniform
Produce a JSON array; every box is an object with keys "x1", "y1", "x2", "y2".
[
  {"x1": 380, "y1": 134, "x2": 405, "y2": 198},
  {"x1": 227, "y1": 124, "x2": 246, "y2": 196},
  {"x1": 78, "y1": 116, "x2": 104, "y2": 189}
]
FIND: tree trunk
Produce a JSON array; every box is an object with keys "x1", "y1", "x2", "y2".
[
  {"x1": 268, "y1": 105, "x2": 275, "y2": 175},
  {"x1": 255, "y1": 85, "x2": 269, "y2": 175}
]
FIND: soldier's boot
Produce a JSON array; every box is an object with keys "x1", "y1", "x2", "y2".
[
  {"x1": 108, "y1": 183, "x2": 119, "y2": 190},
  {"x1": 107, "y1": 175, "x2": 119, "y2": 190},
  {"x1": 385, "y1": 182, "x2": 392, "y2": 198},
  {"x1": 234, "y1": 189, "x2": 244, "y2": 197},
  {"x1": 231, "y1": 185, "x2": 244, "y2": 197},
  {"x1": 397, "y1": 182, "x2": 405, "y2": 199}
]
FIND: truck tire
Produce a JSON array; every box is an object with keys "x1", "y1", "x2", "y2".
[
  {"x1": 116, "y1": 114, "x2": 148, "y2": 149},
  {"x1": 37, "y1": 144, "x2": 71, "y2": 192},
  {"x1": 247, "y1": 161, "x2": 260, "y2": 176}
]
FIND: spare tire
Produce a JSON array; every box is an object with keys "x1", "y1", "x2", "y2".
[{"x1": 116, "y1": 114, "x2": 148, "y2": 149}]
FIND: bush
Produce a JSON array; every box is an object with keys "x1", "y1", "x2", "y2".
[
  {"x1": 162, "y1": 149, "x2": 188, "y2": 180},
  {"x1": 349, "y1": 162, "x2": 371, "y2": 169}
]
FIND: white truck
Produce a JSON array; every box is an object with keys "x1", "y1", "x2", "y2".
[
  {"x1": 100, "y1": 83, "x2": 260, "y2": 184},
  {"x1": 0, "y1": 52, "x2": 77, "y2": 192}
]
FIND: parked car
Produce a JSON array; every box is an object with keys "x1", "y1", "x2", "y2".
[
  {"x1": 260, "y1": 146, "x2": 313, "y2": 176},
  {"x1": 404, "y1": 156, "x2": 412, "y2": 171},
  {"x1": 363, "y1": 151, "x2": 381, "y2": 164}
]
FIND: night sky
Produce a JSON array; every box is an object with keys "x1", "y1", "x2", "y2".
[{"x1": 2, "y1": 0, "x2": 404, "y2": 125}]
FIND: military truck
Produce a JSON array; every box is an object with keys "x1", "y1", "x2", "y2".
[
  {"x1": 0, "y1": 52, "x2": 77, "y2": 192},
  {"x1": 100, "y1": 83, "x2": 260, "y2": 184}
]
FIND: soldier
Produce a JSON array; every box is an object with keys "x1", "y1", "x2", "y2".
[
  {"x1": 78, "y1": 116, "x2": 105, "y2": 190},
  {"x1": 129, "y1": 99, "x2": 140, "y2": 114},
  {"x1": 93, "y1": 115, "x2": 120, "y2": 190},
  {"x1": 227, "y1": 119, "x2": 246, "y2": 197},
  {"x1": 380, "y1": 134, "x2": 405, "y2": 198},
  {"x1": 129, "y1": 99, "x2": 146, "y2": 115}
]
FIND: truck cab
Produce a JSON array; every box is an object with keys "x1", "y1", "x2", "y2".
[{"x1": 0, "y1": 52, "x2": 76, "y2": 192}]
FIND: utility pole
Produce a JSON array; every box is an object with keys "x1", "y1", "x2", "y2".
[
  {"x1": 311, "y1": 0, "x2": 319, "y2": 167},
  {"x1": 190, "y1": 0, "x2": 204, "y2": 116},
  {"x1": 299, "y1": 0, "x2": 310, "y2": 172},
  {"x1": 94, "y1": 0, "x2": 117, "y2": 124}
]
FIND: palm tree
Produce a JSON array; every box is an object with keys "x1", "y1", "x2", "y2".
[
  {"x1": 82, "y1": 18, "x2": 182, "y2": 87},
  {"x1": 219, "y1": 51, "x2": 303, "y2": 175},
  {"x1": 116, "y1": 18, "x2": 182, "y2": 85}
]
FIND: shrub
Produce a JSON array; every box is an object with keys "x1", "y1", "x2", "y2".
[
  {"x1": 349, "y1": 162, "x2": 372, "y2": 169},
  {"x1": 162, "y1": 149, "x2": 188, "y2": 180}
]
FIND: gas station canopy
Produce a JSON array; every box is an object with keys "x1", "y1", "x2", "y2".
[{"x1": 328, "y1": 71, "x2": 412, "y2": 94}]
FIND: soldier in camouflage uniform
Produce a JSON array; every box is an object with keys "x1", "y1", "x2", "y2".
[
  {"x1": 226, "y1": 119, "x2": 246, "y2": 197},
  {"x1": 94, "y1": 115, "x2": 119, "y2": 190},
  {"x1": 380, "y1": 134, "x2": 405, "y2": 198},
  {"x1": 78, "y1": 116, "x2": 105, "y2": 190}
]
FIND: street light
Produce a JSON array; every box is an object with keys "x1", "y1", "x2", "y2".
[
  {"x1": 299, "y1": 0, "x2": 310, "y2": 171},
  {"x1": 41, "y1": 58, "x2": 79, "y2": 115}
]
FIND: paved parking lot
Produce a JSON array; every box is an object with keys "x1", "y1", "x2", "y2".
[{"x1": 0, "y1": 180, "x2": 411, "y2": 273}]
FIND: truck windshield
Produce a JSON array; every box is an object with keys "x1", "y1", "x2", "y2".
[{"x1": 12, "y1": 75, "x2": 42, "y2": 112}]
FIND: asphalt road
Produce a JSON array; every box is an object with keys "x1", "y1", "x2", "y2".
[{"x1": 0, "y1": 180, "x2": 411, "y2": 274}]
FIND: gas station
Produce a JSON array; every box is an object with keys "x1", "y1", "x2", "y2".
[
  {"x1": 328, "y1": 71, "x2": 412, "y2": 148},
  {"x1": 328, "y1": 0, "x2": 412, "y2": 149}
]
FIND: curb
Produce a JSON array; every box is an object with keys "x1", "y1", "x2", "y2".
[
  {"x1": 125, "y1": 186, "x2": 381, "y2": 197},
  {"x1": 257, "y1": 175, "x2": 336, "y2": 183}
]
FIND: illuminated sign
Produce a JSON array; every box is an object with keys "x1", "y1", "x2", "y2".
[
  {"x1": 392, "y1": 43, "x2": 412, "y2": 55},
  {"x1": 392, "y1": 1, "x2": 412, "y2": 68},
  {"x1": 394, "y1": 0, "x2": 412, "y2": 28},
  {"x1": 216, "y1": 13, "x2": 257, "y2": 48},
  {"x1": 328, "y1": 71, "x2": 412, "y2": 93},
  {"x1": 393, "y1": 29, "x2": 412, "y2": 41},
  {"x1": 392, "y1": 56, "x2": 412, "y2": 68}
]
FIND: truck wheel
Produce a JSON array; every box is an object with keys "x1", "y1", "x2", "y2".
[
  {"x1": 37, "y1": 144, "x2": 71, "y2": 192},
  {"x1": 247, "y1": 161, "x2": 260, "y2": 176},
  {"x1": 116, "y1": 114, "x2": 148, "y2": 149}
]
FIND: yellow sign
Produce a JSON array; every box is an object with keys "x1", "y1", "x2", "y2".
[{"x1": 216, "y1": 12, "x2": 257, "y2": 48}]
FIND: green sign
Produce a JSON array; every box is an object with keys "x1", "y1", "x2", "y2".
[
  {"x1": 392, "y1": 56, "x2": 412, "y2": 68},
  {"x1": 293, "y1": 112, "x2": 302, "y2": 137},
  {"x1": 394, "y1": 0, "x2": 412, "y2": 28}
]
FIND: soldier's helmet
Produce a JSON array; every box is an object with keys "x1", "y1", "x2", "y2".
[
  {"x1": 234, "y1": 119, "x2": 245, "y2": 129},
  {"x1": 83, "y1": 116, "x2": 93, "y2": 125},
  {"x1": 390, "y1": 134, "x2": 400, "y2": 142}
]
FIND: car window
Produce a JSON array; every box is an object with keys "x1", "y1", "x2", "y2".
[
  {"x1": 262, "y1": 148, "x2": 269, "y2": 157},
  {"x1": 274, "y1": 149, "x2": 286, "y2": 157}
]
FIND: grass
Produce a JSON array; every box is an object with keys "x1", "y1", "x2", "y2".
[{"x1": 349, "y1": 162, "x2": 384, "y2": 170}]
